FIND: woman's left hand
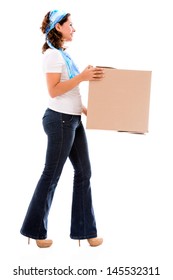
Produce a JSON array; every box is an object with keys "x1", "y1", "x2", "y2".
[{"x1": 82, "y1": 105, "x2": 87, "y2": 116}]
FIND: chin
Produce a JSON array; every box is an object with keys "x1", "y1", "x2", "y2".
[{"x1": 65, "y1": 37, "x2": 73, "y2": 42}]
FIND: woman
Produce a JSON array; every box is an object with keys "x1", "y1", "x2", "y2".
[{"x1": 20, "y1": 9, "x2": 104, "y2": 248}]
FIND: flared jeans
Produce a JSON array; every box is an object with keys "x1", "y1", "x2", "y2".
[{"x1": 20, "y1": 108, "x2": 97, "y2": 240}]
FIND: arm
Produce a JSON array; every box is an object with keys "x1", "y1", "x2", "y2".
[{"x1": 46, "y1": 66, "x2": 104, "y2": 98}]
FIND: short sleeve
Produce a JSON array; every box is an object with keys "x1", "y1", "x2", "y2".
[{"x1": 43, "y1": 49, "x2": 64, "y2": 73}]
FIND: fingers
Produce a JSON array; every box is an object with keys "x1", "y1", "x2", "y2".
[
  {"x1": 82, "y1": 66, "x2": 105, "y2": 81},
  {"x1": 91, "y1": 67, "x2": 105, "y2": 80}
]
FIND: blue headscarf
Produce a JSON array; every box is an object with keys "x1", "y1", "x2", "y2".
[
  {"x1": 45, "y1": 9, "x2": 80, "y2": 79},
  {"x1": 45, "y1": 10, "x2": 67, "y2": 35}
]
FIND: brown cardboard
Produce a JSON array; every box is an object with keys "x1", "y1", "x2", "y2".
[{"x1": 86, "y1": 68, "x2": 152, "y2": 134}]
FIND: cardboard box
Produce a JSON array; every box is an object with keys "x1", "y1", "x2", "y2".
[{"x1": 86, "y1": 68, "x2": 152, "y2": 134}]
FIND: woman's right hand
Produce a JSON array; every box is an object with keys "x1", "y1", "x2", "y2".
[{"x1": 80, "y1": 65, "x2": 104, "y2": 81}]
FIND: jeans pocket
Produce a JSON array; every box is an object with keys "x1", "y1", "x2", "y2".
[
  {"x1": 43, "y1": 120, "x2": 59, "y2": 135},
  {"x1": 61, "y1": 113, "x2": 74, "y2": 124}
]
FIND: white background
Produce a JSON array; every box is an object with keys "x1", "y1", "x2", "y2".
[{"x1": 1, "y1": 0, "x2": 173, "y2": 279}]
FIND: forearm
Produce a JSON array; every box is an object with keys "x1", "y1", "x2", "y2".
[
  {"x1": 48, "y1": 73, "x2": 83, "y2": 98},
  {"x1": 47, "y1": 66, "x2": 104, "y2": 98}
]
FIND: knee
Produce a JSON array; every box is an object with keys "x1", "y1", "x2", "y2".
[{"x1": 74, "y1": 163, "x2": 91, "y2": 180}]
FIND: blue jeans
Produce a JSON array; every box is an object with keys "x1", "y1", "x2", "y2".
[{"x1": 20, "y1": 108, "x2": 97, "y2": 240}]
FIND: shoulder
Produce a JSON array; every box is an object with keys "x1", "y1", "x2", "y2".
[
  {"x1": 43, "y1": 48, "x2": 64, "y2": 62},
  {"x1": 42, "y1": 49, "x2": 65, "y2": 73}
]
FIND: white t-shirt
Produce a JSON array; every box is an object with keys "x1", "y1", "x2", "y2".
[{"x1": 43, "y1": 48, "x2": 82, "y2": 115}]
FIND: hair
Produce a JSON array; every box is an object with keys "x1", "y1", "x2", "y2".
[{"x1": 40, "y1": 12, "x2": 70, "y2": 53}]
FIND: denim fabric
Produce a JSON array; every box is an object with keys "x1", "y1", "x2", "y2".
[{"x1": 20, "y1": 108, "x2": 97, "y2": 240}]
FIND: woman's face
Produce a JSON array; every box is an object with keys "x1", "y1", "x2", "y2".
[{"x1": 56, "y1": 16, "x2": 75, "y2": 42}]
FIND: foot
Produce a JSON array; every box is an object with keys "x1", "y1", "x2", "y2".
[{"x1": 87, "y1": 237, "x2": 103, "y2": 247}]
